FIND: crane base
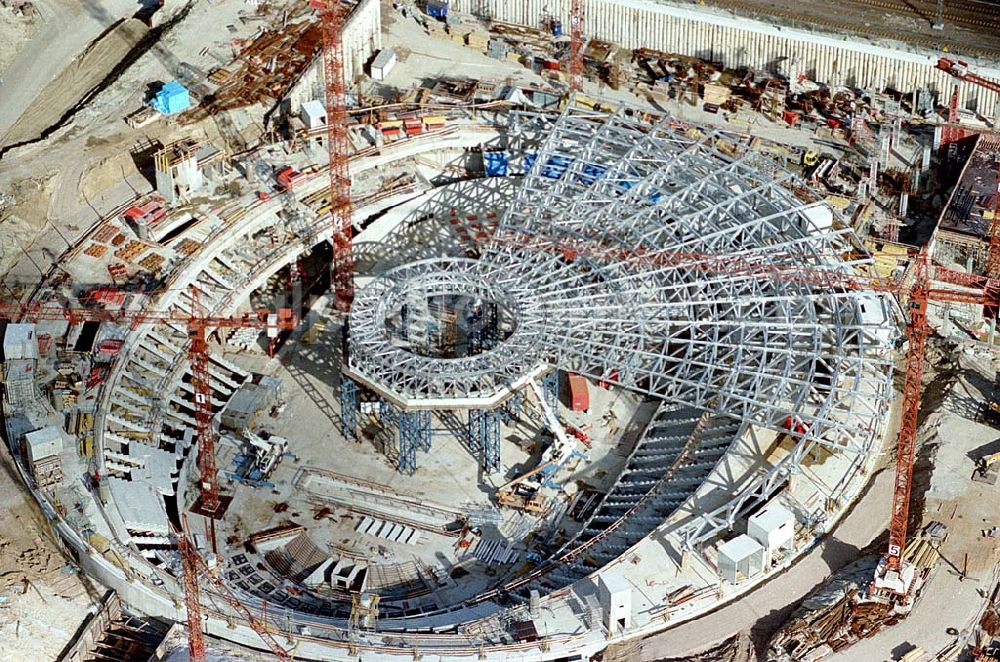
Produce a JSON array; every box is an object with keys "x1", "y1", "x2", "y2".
[
  {"x1": 871, "y1": 557, "x2": 916, "y2": 599},
  {"x1": 191, "y1": 494, "x2": 233, "y2": 519}
]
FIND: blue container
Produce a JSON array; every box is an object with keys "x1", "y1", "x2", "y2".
[
  {"x1": 150, "y1": 80, "x2": 190, "y2": 115},
  {"x1": 552, "y1": 20, "x2": 563, "y2": 36}
]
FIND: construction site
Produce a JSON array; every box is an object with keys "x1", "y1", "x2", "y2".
[{"x1": 2, "y1": 0, "x2": 1000, "y2": 661}]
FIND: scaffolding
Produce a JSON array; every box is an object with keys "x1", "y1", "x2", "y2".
[
  {"x1": 341, "y1": 375, "x2": 358, "y2": 438},
  {"x1": 467, "y1": 301, "x2": 499, "y2": 355},
  {"x1": 469, "y1": 409, "x2": 501, "y2": 474},
  {"x1": 500, "y1": 392, "x2": 525, "y2": 424},
  {"x1": 397, "y1": 409, "x2": 432, "y2": 475}
]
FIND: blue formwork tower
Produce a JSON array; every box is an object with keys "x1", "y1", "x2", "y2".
[
  {"x1": 379, "y1": 399, "x2": 397, "y2": 425},
  {"x1": 340, "y1": 375, "x2": 358, "y2": 438},
  {"x1": 468, "y1": 409, "x2": 501, "y2": 474},
  {"x1": 397, "y1": 409, "x2": 433, "y2": 475},
  {"x1": 397, "y1": 410, "x2": 420, "y2": 475},
  {"x1": 417, "y1": 410, "x2": 432, "y2": 452},
  {"x1": 467, "y1": 409, "x2": 483, "y2": 453},
  {"x1": 482, "y1": 409, "x2": 500, "y2": 474},
  {"x1": 467, "y1": 302, "x2": 499, "y2": 355},
  {"x1": 499, "y1": 392, "x2": 524, "y2": 425}
]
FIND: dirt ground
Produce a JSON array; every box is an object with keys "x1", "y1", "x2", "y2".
[
  {"x1": 0, "y1": 174, "x2": 55, "y2": 285},
  {"x1": 0, "y1": 444, "x2": 102, "y2": 660},
  {"x1": 0, "y1": 8, "x2": 34, "y2": 74},
  {"x1": 1, "y1": 17, "x2": 149, "y2": 148}
]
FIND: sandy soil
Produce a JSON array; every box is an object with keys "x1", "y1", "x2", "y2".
[
  {"x1": 0, "y1": 445, "x2": 100, "y2": 660},
  {"x1": 0, "y1": 8, "x2": 34, "y2": 75},
  {"x1": 1, "y1": 17, "x2": 149, "y2": 148},
  {"x1": 0, "y1": 174, "x2": 54, "y2": 286}
]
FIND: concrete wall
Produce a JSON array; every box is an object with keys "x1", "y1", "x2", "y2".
[
  {"x1": 282, "y1": 0, "x2": 382, "y2": 117},
  {"x1": 452, "y1": 0, "x2": 1000, "y2": 117}
]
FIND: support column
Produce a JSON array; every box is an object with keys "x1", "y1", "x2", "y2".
[
  {"x1": 499, "y1": 392, "x2": 524, "y2": 425},
  {"x1": 482, "y1": 409, "x2": 500, "y2": 475},
  {"x1": 467, "y1": 409, "x2": 483, "y2": 452},
  {"x1": 469, "y1": 408, "x2": 501, "y2": 474},
  {"x1": 398, "y1": 411, "x2": 419, "y2": 475},
  {"x1": 417, "y1": 410, "x2": 432, "y2": 452},
  {"x1": 340, "y1": 375, "x2": 358, "y2": 439}
]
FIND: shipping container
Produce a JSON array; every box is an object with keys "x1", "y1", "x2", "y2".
[{"x1": 568, "y1": 373, "x2": 589, "y2": 412}]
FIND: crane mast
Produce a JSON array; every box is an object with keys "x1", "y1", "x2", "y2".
[{"x1": 316, "y1": 0, "x2": 355, "y2": 315}]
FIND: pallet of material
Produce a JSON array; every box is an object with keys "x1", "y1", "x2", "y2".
[
  {"x1": 249, "y1": 522, "x2": 305, "y2": 545},
  {"x1": 174, "y1": 238, "x2": 200, "y2": 256},
  {"x1": 83, "y1": 243, "x2": 109, "y2": 258},
  {"x1": 93, "y1": 224, "x2": 120, "y2": 243},
  {"x1": 137, "y1": 252, "x2": 166, "y2": 273}
]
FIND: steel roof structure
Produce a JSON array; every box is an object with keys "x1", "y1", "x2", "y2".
[{"x1": 349, "y1": 100, "x2": 895, "y2": 456}]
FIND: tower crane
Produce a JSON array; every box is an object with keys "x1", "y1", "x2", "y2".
[
  {"x1": 0, "y1": 295, "x2": 295, "y2": 660},
  {"x1": 176, "y1": 518, "x2": 292, "y2": 661},
  {"x1": 483, "y1": 231, "x2": 993, "y2": 599},
  {"x1": 568, "y1": 0, "x2": 585, "y2": 93},
  {"x1": 311, "y1": 0, "x2": 355, "y2": 315},
  {"x1": 0, "y1": 292, "x2": 295, "y2": 524}
]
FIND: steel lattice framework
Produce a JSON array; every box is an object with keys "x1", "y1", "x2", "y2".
[{"x1": 348, "y1": 101, "x2": 896, "y2": 487}]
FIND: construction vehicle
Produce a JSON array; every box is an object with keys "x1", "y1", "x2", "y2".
[
  {"x1": 496, "y1": 449, "x2": 589, "y2": 514},
  {"x1": 975, "y1": 450, "x2": 1000, "y2": 484}
]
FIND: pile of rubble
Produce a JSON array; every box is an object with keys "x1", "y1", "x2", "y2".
[{"x1": 766, "y1": 557, "x2": 897, "y2": 661}]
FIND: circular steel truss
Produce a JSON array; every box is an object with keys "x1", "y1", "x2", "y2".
[{"x1": 349, "y1": 101, "x2": 896, "y2": 458}]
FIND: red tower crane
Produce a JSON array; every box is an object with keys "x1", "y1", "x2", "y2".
[
  {"x1": 484, "y1": 232, "x2": 993, "y2": 596},
  {"x1": 568, "y1": 0, "x2": 585, "y2": 93},
  {"x1": 176, "y1": 518, "x2": 292, "y2": 662},
  {"x1": 312, "y1": 0, "x2": 355, "y2": 314},
  {"x1": 176, "y1": 522, "x2": 207, "y2": 661},
  {"x1": 0, "y1": 294, "x2": 295, "y2": 526},
  {"x1": 937, "y1": 58, "x2": 1000, "y2": 96}
]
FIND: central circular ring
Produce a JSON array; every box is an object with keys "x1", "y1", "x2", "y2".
[
  {"x1": 348, "y1": 258, "x2": 548, "y2": 405},
  {"x1": 377, "y1": 266, "x2": 520, "y2": 360}
]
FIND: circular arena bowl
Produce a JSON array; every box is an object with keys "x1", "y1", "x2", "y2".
[{"x1": 54, "y1": 98, "x2": 898, "y2": 660}]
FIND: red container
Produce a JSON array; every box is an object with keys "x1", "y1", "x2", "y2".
[{"x1": 568, "y1": 373, "x2": 589, "y2": 412}]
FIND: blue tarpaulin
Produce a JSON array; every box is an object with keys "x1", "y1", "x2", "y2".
[
  {"x1": 523, "y1": 152, "x2": 538, "y2": 174},
  {"x1": 484, "y1": 151, "x2": 509, "y2": 177},
  {"x1": 150, "y1": 80, "x2": 190, "y2": 115},
  {"x1": 576, "y1": 163, "x2": 607, "y2": 186},
  {"x1": 427, "y1": 0, "x2": 448, "y2": 18},
  {"x1": 541, "y1": 155, "x2": 574, "y2": 179}
]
